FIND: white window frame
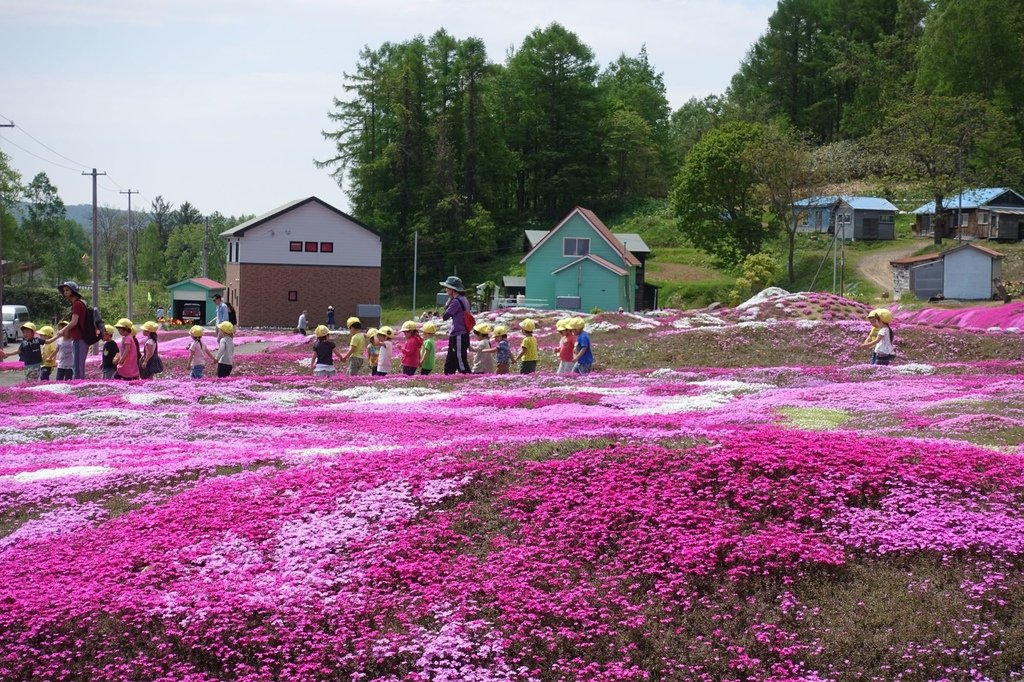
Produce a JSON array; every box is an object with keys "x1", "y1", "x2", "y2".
[
  {"x1": 977, "y1": 211, "x2": 990, "y2": 225},
  {"x1": 563, "y1": 237, "x2": 590, "y2": 257}
]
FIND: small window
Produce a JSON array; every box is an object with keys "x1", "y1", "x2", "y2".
[
  {"x1": 304, "y1": 241, "x2": 318, "y2": 252},
  {"x1": 289, "y1": 241, "x2": 302, "y2": 252},
  {"x1": 320, "y1": 241, "x2": 334, "y2": 253},
  {"x1": 288, "y1": 290, "x2": 298, "y2": 302},
  {"x1": 959, "y1": 213, "x2": 970, "y2": 227},
  {"x1": 978, "y1": 211, "x2": 989, "y2": 225},
  {"x1": 563, "y1": 237, "x2": 590, "y2": 257}
]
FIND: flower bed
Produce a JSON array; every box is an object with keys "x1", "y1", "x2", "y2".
[{"x1": 3, "y1": 354, "x2": 1024, "y2": 679}]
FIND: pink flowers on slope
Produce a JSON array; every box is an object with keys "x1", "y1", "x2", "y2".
[{"x1": 2, "y1": 364, "x2": 1024, "y2": 679}]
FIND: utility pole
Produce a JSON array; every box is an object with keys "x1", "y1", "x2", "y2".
[
  {"x1": 82, "y1": 169, "x2": 107, "y2": 316},
  {"x1": 120, "y1": 189, "x2": 139, "y2": 318},
  {"x1": 202, "y1": 216, "x2": 209, "y2": 278},
  {"x1": 0, "y1": 119, "x2": 14, "y2": 325},
  {"x1": 412, "y1": 230, "x2": 418, "y2": 317}
]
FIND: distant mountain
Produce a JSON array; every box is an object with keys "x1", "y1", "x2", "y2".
[{"x1": 66, "y1": 204, "x2": 99, "y2": 232}]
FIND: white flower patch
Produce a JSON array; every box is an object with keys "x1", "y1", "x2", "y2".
[
  {"x1": 890, "y1": 363, "x2": 936, "y2": 375},
  {"x1": 587, "y1": 321, "x2": 621, "y2": 333},
  {"x1": 333, "y1": 385, "x2": 446, "y2": 404},
  {"x1": 671, "y1": 318, "x2": 693, "y2": 329},
  {"x1": 124, "y1": 392, "x2": 171, "y2": 406},
  {"x1": 649, "y1": 368, "x2": 677, "y2": 377},
  {"x1": 692, "y1": 379, "x2": 775, "y2": 394},
  {"x1": 690, "y1": 313, "x2": 727, "y2": 327},
  {"x1": 25, "y1": 383, "x2": 75, "y2": 394},
  {"x1": 627, "y1": 322, "x2": 658, "y2": 330},
  {"x1": 259, "y1": 390, "x2": 311, "y2": 406},
  {"x1": 290, "y1": 444, "x2": 404, "y2": 457},
  {"x1": 9, "y1": 465, "x2": 112, "y2": 483},
  {"x1": 795, "y1": 319, "x2": 820, "y2": 329},
  {"x1": 627, "y1": 379, "x2": 772, "y2": 416},
  {"x1": 737, "y1": 287, "x2": 792, "y2": 310},
  {"x1": 736, "y1": 321, "x2": 772, "y2": 329}
]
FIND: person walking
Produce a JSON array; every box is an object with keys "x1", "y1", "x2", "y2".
[
  {"x1": 440, "y1": 276, "x2": 471, "y2": 374},
  {"x1": 326, "y1": 306, "x2": 336, "y2": 330},
  {"x1": 56, "y1": 281, "x2": 88, "y2": 380},
  {"x1": 209, "y1": 294, "x2": 229, "y2": 326},
  {"x1": 296, "y1": 310, "x2": 308, "y2": 336}
]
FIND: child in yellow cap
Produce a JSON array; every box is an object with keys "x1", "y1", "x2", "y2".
[
  {"x1": 470, "y1": 323, "x2": 495, "y2": 374},
  {"x1": 399, "y1": 321, "x2": 422, "y2": 376},
  {"x1": 37, "y1": 325, "x2": 58, "y2": 381},
  {"x1": 215, "y1": 321, "x2": 235, "y2": 377},
  {"x1": 420, "y1": 322, "x2": 437, "y2": 375},
  {"x1": 2, "y1": 323, "x2": 43, "y2": 381},
  {"x1": 311, "y1": 325, "x2": 344, "y2": 377},
  {"x1": 513, "y1": 318, "x2": 538, "y2": 374},
  {"x1": 100, "y1": 325, "x2": 119, "y2": 379},
  {"x1": 55, "y1": 321, "x2": 75, "y2": 381},
  {"x1": 186, "y1": 325, "x2": 217, "y2": 379},
  {"x1": 339, "y1": 316, "x2": 366, "y2": 376},
  {"x1": 860, "y1": 309, "x2": 895, "y2": 365}
]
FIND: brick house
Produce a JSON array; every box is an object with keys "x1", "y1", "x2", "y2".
[{"x1": 220, "y1": 197, "x2": 382, "y2": 328}]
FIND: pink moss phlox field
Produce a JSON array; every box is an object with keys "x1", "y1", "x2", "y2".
[{"x1": 4, "y1": 352, "x2": 1024, "y2": 677}]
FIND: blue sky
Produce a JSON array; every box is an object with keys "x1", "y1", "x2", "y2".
[{"x1": 0, "y1": 0, "x2": 775, "y2": 218}]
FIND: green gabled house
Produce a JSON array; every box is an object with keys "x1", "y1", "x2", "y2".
[{"x1": 520, "y1": 207, "x2": 646, "y2": 312}]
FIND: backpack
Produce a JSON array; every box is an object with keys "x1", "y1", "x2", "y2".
[
  {"x1": 79, "y1": 303, "x2": 103, "y2": 345},
  {"x1": 140, "y1": 338, "x2": 164, "y2": 378},
  {"x1": 460, "y1": 297, "x2": 476, "y2": 333}
]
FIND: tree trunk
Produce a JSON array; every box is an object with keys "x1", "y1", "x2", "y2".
[
  {"x1": 788, "y1": 229, "x2": 796, "y2": 283},
  {"x1": 933, "y1": 193, "x2": 945, "y2": 246}
]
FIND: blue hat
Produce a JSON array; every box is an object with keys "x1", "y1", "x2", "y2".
[
  {"x1": 57, "y1": 281, "x2": 81, "y2": 296},
  {"x1": 439, "y1": 275, "x2": 465, "y2": 292}
]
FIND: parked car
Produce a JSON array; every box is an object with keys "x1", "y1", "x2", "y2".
[
  {"x1": 2, "y1": 305, "x2": 30, "y2": 343},
  {"x1": 180, "y1": 303, "x2": 202, "y2": 323}
]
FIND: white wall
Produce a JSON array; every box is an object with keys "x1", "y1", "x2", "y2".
[
  {"x1": 943, "y1": 248, "x2": 993, "y2": 300},
  {"x1": 234, "y1": 201, "x2": 381, "y2": 267}
]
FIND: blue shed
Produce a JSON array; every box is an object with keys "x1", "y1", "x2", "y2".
[{"x1": 793, "y1": 195, "x2": 897, "y2": 240}]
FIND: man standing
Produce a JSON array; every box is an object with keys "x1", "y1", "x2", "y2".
[
  {"x1": 155, "y1": 305, "x2": 165, "y2": 321},
  {"x1": 57, "y1": 281, "x2": 88, "y2": 380},
  {"x1": 210, "y1": 294, "x2": 229, "y2": 326},
  {"x1": 296, "y1": 310, "x2": 308, "y2": 335},
  {"x1": 326, "y1": 306, "x2": 336, "y2": 330}
]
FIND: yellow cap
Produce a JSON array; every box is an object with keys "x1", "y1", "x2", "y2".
[
  {"x1": 217, "y1": 321, "x2": 235, "y2": 336},
  {"x1": 401, "y1": 320, "x2": 419, "y2": 332},
  {"x1": 519, "y1": 318, "x2": 536, "y2": 332},
  {"x1": 114, "y1": 318, "x2": 134, "y2": 331},
  {"x1": 346, "y1": 316, "x2": 361, "y2": 328},
  {"x1": 473, "y1": 322, "x2": 493, "y2": 335},
  {"x1": 422, "y1": 321, "x2": 437, "y2": 335},
  {"x1": 492, "y1": 325, "x2": 508, "y2": 337},
  {"x1": 37, "y1": 325, "x2": 55, "y2": 337},
  {"x1": 377, "y1": 326, "x2": 394, "y2": 339},
  {"x1": 314, "y1": 324, "x2": 330, "y2": 337},
  {"x1": 20, "y1": 322, "x2": 38, "y2": 332},
  {"x1": 571, "y1": 317, "x2": 585, "y2": 331},
  {"x1": 366, "y1": 327, "x2": 378, "y2": 338},
  {"x1": 189, "y1": 325, "x2": 204, "y2": 338},
  {"x1": 104, "y1": 325, "x2": 116, "y2": 336},
  {"x1": 140, "y1": 321, "x2": 159, "y2": 333},
  {"x1": 867, "y1": 308, "x2": 893, "y2": 324}
]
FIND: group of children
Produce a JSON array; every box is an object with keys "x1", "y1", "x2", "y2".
[
  {"x1": 308, "y1": 315, "x2": 593, "y2": 377},
  {"x1": 1, "y1": 318, "x2": 237, "y2": 382}
]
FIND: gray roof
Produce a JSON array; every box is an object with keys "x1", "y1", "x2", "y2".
[
  {"x1": 793, "y1": 195, "x2": 897, "y2": 212},
  {"x1": 220, "y1": 196, "x2": 381, "y2": 238},
  {"x1": 502, "y1": 276, "x2": 526, "y2": 288},
  {"x1": 913, "y1": 188, "x2": 1024, "y2": 214},
  {"x1": 523, "y1": 229, "x2": 650, "y2": 254}
]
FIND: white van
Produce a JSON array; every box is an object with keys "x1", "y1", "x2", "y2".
[{"x1": 2, "y1": 305, "x2": 31, "y2": 343}]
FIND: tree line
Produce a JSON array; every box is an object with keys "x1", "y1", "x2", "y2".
[
  {"x1": 321, "y1": 1, "x2": 1024, "y2": 286},
  {"x1": 0, "y1": 154, "x2": 241, "y2": 299}
]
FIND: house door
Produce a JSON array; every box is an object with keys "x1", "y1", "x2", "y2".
[{"x1": 862, "y1": 217, "x2": 879, "y2": 240}]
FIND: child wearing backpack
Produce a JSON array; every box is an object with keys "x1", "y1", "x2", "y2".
[
  {"x1": 374, "y1": 326, "x2": 394, "y2": 376},
  {"x1": 2, "y1": 322, "x2": 43, "y2": 381},
  {"x1": 113, "y1": 318, "x2": 141, "y2": 380},
  {"x1": 491, "y1": 325, "x2": 511, "y2": 374}
]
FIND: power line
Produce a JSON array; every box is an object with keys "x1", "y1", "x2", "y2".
[
  {"x1": 0, "y1": 114, "x2": 90, "y2": 171},
  {"x1": 0, "y1": 132, "x2": 85, "y2": 173}
]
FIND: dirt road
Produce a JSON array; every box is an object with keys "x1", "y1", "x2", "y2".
[{"x1": 855, "y1": 242, "x2": 921, "y2": 295}]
